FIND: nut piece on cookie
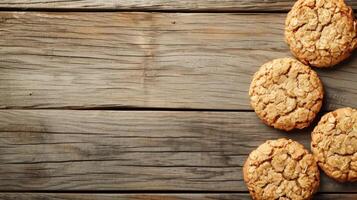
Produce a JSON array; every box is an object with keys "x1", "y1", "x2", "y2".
[
  {"x1": 249, "y1": 58, "x2": 324, "y2": 131},
  {"x1": 285, "y1": 0, "x2": 357, "y2": 68},
  {"x1": 311, "y1": 107, "x2": 357, "y2": 182},
  {"x1": 243, "y1": 138, "x2": 320, "y2": 200}
]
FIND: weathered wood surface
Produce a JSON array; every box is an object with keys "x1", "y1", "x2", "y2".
[
  {"x1": 0, "y1": 12, "x2": 356, "y2": 110},
  {"x1": 0, "y1": 0, "x2": 356, "y2": 11},
  {"x1": 0, "y1": 110, "x2": 356, "y2": 192},
  {"x1": 0, "y1": 193, "x2": 356, "y2": 200}
]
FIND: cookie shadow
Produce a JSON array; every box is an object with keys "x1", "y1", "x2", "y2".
[
  {"x1": 322, "y1": 51, "x2": 357, "y2": 71},
  {"x1": 314, "y1": 51, "x2": 357, "y2": 111}
]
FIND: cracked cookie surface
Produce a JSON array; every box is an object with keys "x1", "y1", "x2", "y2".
[
  {"x1": 285, "y1": 0, "x2": 357, "y2": 68},
  {"x1": 311, "y1": 107, "x2": 357, "y2": 182},
  {"x1": 243, "y1": 138, "x2": 320, "y2": 200},
  {"x1": 249, "y1": 58, "x2": 323, "y2": 131}
]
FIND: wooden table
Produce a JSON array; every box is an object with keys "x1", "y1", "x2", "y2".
[{"x1": 0, "y1": 1, "x2": 356, "y2": 199}]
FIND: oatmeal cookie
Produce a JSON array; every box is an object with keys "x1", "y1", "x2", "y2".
[
  {"x1": 311, "y1": 107, "x2": 357, "y2": 182},
  {"x1": 285, "y1": 0, "x2": 357, "y2": 68},
  {"x1": 243, "y1": 138, "x2": 320, "y2": 200},
  {"x1": 249, "y1": 58, "x2": 324, "y2": 131}
]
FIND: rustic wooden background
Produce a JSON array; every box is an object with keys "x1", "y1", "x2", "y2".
[{"x1": 0, "y1": 0, "x2": 356, "y2": 199}]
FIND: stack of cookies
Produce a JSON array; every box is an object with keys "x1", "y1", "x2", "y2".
[{"x1": 244, "y1": 0, "x2": 357, "y2": 199}]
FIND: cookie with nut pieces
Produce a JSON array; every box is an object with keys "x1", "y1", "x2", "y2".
[
  {"x1": 311, "y1": 107, "x2": 357, "y2": 182},
  {"x1": 285, "y1": 0, "x2": 357, "y2": 68},
  {"x1": 249, "y1": 58, "x2": 324, "y2": 131},
  {"x1": 243, "y1": 138, "x2": 320, "y2": 200}
]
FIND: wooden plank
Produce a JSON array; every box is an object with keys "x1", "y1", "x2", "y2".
[
  {"x1": 0, "y1": 12, "x2": 356, "y2": 110},
  {"x1": 0, "y1": 110, "x2": 356, "y2": 192},
  {"x1": 0, "y1": 193, "x2": 356, "y2": 200},
  {"x1": 0, "y1": 0, "x2": 356, "y2": 11}
]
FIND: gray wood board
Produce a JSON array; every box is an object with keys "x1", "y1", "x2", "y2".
[
  {"x1": 0, "y1": 110, "x2": 355, "y2": 192},
  {"x1": 0, "y1": 0, "x2": 356, "y2": 12},
  {"x1": 0, "y1": 12, "x2": 356, "y2": 110}
]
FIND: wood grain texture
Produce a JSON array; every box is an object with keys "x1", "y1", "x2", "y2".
[
  {"x1": 0, "y1": 193, "x2": 356, "y2": 200},
  {"x1": 0, "y1": 110, "x2": 356, "y2": 192},
  {"x1": 0, "y1": 0, "x2": 355, "y2": 11},
  {"x1": 0, "y1": 12, "x2": 356, "y2": 110}
]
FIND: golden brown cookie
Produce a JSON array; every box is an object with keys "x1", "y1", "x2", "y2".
[
  {"x1": 285, "y1": 0, "x2": 357, "y2": 68},
  {"x1": 249, "y1": 58, "x2": 324, "y2": 131},
  {"x1": 243, "y1": 138, "x2": 320, "y2": 200},
  {"x1": 311, "y1": 107, "x2": 357, "y2": 182}
]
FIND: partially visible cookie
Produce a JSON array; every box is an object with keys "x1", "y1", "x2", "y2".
[
  {"x1": 311, "y1": 107, "x2": 357, "y2": 182},
  {"x1": 249, "y1": 58, "x2": 324, "y2": 131},
  {"x1": 285, "y1": 0, "x2": 357, "y2": 68},
  {"x1": 243, "y1": 138, "x2": 320, "y2": 200}
]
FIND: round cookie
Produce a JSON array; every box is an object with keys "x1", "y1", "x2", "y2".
[
  {"x1": 311, "y1": 107, "x2": 357, "y2": 182},
  {"x1": 249, "y1": 58, "x2": 324, "y2": 131},
  {"x1": 285, "y1": 0, "x2": 357, "y2": 68},
  {"x1": 243, "y1": 138, "x2": 320, "y2": 200}
]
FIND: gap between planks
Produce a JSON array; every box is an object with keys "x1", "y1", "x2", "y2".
[
  {"x1": 0, "y1": 192, "x2": 356, "y2": 200},
  {"x1": 0, "y1": 107, "x2": 254, "y2": 112}
]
